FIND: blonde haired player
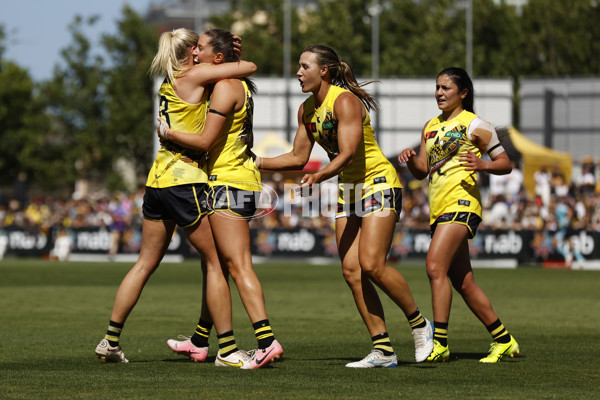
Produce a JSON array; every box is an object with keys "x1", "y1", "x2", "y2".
[
  {"x1": 157, "y1": 29, "x2": 283, "y2": 369},
  {"x1": 95, "y1": 28, "x2": 256, "y2": 366}
]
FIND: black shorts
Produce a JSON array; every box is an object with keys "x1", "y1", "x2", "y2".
[
  {"x1": 335, "y1": 187, "x2": 402, "y2": 220},
  {"x1": 142, "y1": 183, "x2": 209, "y2": 228},
  {"x1": 207, "y1": 185, "x2": 260, "y2": 220},
  {"x1": 430, "y1": 211, "x2": 482, "y2": 238}
]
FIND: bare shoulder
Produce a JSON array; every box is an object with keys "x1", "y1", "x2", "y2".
[
  {"x1": 214, "y1": 78, "x2": 242, "y2": 91},
  {"x1": 334, "y1": 91, "x2": 363, "y2": 118},
  {"x1": 336, "y1": 91, "x2": 361, "y2": 107}
]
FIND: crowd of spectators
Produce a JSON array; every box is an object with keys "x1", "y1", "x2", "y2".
[
  {"x1": 1, "y1": 158, "x2": 599, "y2": 242},
  {"x1": 251, "y1": 157, "x2": 600, "y2": 235},
  {"x1": 0, "y1": 188, "x2": 145, "y2": 234}
]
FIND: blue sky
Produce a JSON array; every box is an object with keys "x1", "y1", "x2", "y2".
[{"x1": 1, "y1": 0, "x2": 154, "y2": 81}]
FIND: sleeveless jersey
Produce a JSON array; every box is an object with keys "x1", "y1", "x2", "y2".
[
  {"x1": 207, "y1": 80, "x2": 260, "y2": 191},
  {"x1": 146, "y1": 79, "x2": 209, "y2": 188},
  {"x1": 424, "y1": 109, "x2": 482, "y2": 223},
  {"x1": 302, "y1": 85, "x2": 401, "y2": 202}
]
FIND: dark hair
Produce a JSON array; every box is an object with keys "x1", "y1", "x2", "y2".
[
  {"x1": 303, "y1": 44, "x2": 378, "y2": 111},
  {"x1": 204, "y1": 28, "x2": 256, "y2": 94},
  {"x1": 437, "y1": 67, "x2": 474, "y2": 113}
]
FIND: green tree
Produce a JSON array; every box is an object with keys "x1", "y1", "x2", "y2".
[
  {"x1": 211, "y1": 0, "x2": 306, "y2": 76},
  {"x1": 520, "y1": 0, "x2": 600, "y2": 76},
  {"x1": 379, "y1": 0, "x2": 465, "y2": 77},
  {"x1": 375, "y1": 0, "x2": 522, "y2": 78},
  {"x1": 37, "y1": 15, "x2": 109, "y2": 190},
  {"x1": 101, "y1": 5, "x2": 159, "y2": 188},
  {"x1": 301, "y1": 0, "x2": 373, "y2": 76},
  {"x1": 0, "y1": 26, "x2": 50, "y2": 189},
  {"x1": 211, "y1": 0, "x2": 523, "y2": 79}
]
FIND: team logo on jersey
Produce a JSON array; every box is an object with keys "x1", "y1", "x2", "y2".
[
  {"x1": 429, "y1": 136, "x2": 460, "y2": 174},
  {"x1": 426, "y1": 130, "x2": 437, "y2": 140},
  {"x1": 428, "y1": 123, "x2": 468, "y2": 175},
  {"x1": 317, "y1": 111, "x2": 339, "y2": 157},
  {"x1": 444, "y1": 130, "x2": 463, "y2": 140}
]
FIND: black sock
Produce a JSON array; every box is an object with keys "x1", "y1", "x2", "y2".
[
  {"x1": 407, "y1": 309, "x2": 427, "y2": 329},
  {"x1": 190, "y1": 318, "x2": 212, "y2": 348},
  {"x1": 252, "y1": 319, "x2": 275, "y2": 349},
  {"x1": 105, "y1": 320, "x2": 124, "y2": 347},
  {"x1": 486, "y1": 319, "x2": 511, "y2": 344},
  {"x1": 217, "y1": 331, "x2": 238, "y2": 357},
  {"x1": 372, "y1": 332, "x2": 394, "y2": 356},
  {"x1": 433, "y1": 321, "x2": 448, "y2": 347}
]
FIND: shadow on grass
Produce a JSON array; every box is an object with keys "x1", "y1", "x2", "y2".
[{"x1": 449, "y1": 352, "x2": 526, "y2": 362}]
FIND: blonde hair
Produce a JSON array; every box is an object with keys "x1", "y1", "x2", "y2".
[
  {"x1": 303, "y1": 44, "x2": 378, "y2": 112},
  {"x1": 149, "y1": 28, "x2": 199, "y2": 83}
]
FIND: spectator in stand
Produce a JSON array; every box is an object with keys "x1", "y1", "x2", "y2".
[
  {"x1": 579, "y1": 157, "x2": 596, "y2": 196},
  {"x1": 49, "y1": 229, "x2": 74, "y2": 261},
  {"x1": 485, "y1": 194, "x2": 511, "y2": 230},
  {"x1": 534, "y1": 166, "x2": 552, "y2": 208},
  {"x1": 0, "y1": 232, "x2": 7, "y2": 260},
  {"x1": 551, "y1": 166, "x2": 569, "y2": 199},
  {"x1": 505, "y1": 161, "x2": 524, "y2": 201},
  {"x1": 554, "y1": 196, "x2": 585, "y2": 269}
]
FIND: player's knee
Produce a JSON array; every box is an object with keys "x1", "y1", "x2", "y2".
[
  {"x1": 358, "y1": 256, "x2": 385, "y2": 280},
  {"x1": 225, "y1": 259, "x2": 252, "y2": 280},
  {"x1": 425, "y1": 259, "x2": 446, "y2": 281},
  {"x1": 341, "y1": 264, "x2": 361, "y2": 287},
  {"x1": 132, "y1": 261, "x2": 159, "y2": 278},
  {"x1": 453, "y1": 277, "x2": 476, "y2": 296}
]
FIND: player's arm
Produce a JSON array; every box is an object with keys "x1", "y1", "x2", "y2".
[
  {"x1": 260, "y1": 103, "x2": 315, "y2": 171},
  {"x1": 305, "y1": 92, "x2": 362, "y2": 185},
  {"x1": 158, "y1": 79, "x2": 240, "y2": 152},
  {"x1": 188, "y1": 60, "x2": 257, "y2": 86},
  {"x1": 461, "y1": 119, "x2": 512, "y2": 175},
  {"x1": 398, "y1": 121, "x2": 430, "y2": 180}
]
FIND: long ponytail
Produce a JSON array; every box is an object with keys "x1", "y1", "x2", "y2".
[
  {"x1": 149, "y1": 28, "x2": 199, "y2": 83},
  {"x1": 303, "y1": 44, "x2": 378, "y2": 112}
]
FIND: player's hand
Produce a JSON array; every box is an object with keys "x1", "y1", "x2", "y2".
[
  {"x1": 397, "y1": 148, "x2": 416, "y2": 164},
  {"x1": 233, "y1": 34, "x2": 243, "y2": 56},
  {"x1": 157, "y1": 117, "x2": 170, "y2": 140},
  {"x1": 459, "y1": 149, "x2": 485, "y2": 171},
  {"x1": 295, "y1": 174, "x2": 318, "y2": 196}
]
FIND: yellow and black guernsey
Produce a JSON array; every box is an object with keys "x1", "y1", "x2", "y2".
[
  {"x1": 207, "y1": 80, "x2": 260, "y2": 191},
  {"x1": 302, "y1": 85, "x2": 401, "y2": 203},
  {"x1": 146, "y1": 78, "x2": 209, "y2": 188},
  {"x1": 424, "y1": 109, "x2": 482, "y2": 224}
]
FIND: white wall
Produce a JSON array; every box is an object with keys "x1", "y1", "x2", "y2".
[
  {"x1": 251, "y1": 77, "x2": 513, "y2": 161},
  {"x1": 154, "y1": 76, "x2": 514, "y2": 162}
]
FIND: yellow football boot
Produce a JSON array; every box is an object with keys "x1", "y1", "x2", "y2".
[
  {"x1": 479, "y1": 335, "x2": 520, "y2": 363},
  {"x1": 426, "y1": 340, "x2": 450, "y2": 362}
]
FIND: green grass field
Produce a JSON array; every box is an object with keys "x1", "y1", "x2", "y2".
[{"x1": 1, "y1": 259, "x2": 599, "y2": 399}]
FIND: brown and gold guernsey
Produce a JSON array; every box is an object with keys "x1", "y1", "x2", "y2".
[
  {"x1": 424, "y1": 110, "x2": 482, "y2": 224},
  {"x1": 146, "y1": 78, "x2": 209, "y2": 188},
  {"x1": 302, "y1": 85, "x2": 401, "y2": 203}
]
